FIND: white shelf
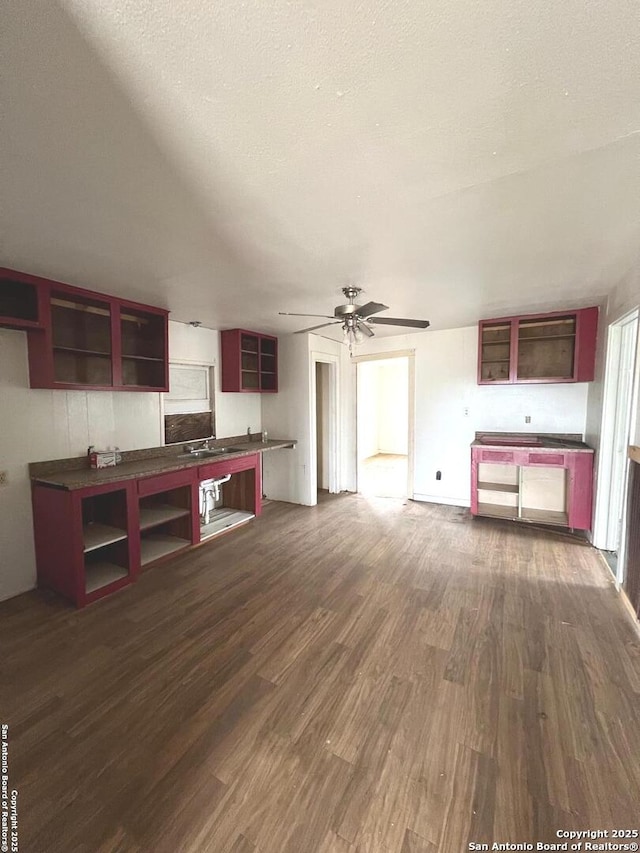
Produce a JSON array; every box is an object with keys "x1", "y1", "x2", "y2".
[
  {"x1": 477, "y1": 481, "x2": 519, "y2": 493},
  {"x1": 139, "y1": 504, "x2": 191, "y2": 531},
  {"x1": 200, "y1": 509, "x2": 255, "y2": 540},
  {"x1": 477, "y1": 502, "x2": 517, "y2": 520},
  {"x1": 521, "y1": 508, "x2": 569, "y2": 527},
  {"x1": 140, "y1": 533, "x2": 190, "y2": 566},
  {"x1": 85, "y1": 560, "x2": 128, "y2": 593},
  {"x1": 83, "y1": 523, "x2": 128, "y2": 553}
]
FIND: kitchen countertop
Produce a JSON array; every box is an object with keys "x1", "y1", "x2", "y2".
[
  {"x1": 471, "y1": 432, "x2": 593, "y2": 451},
  {"x1": 31, "y1": 439, "x2": 297, "y2": 490}
]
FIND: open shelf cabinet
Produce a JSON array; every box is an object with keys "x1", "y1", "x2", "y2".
[
  {"x1": 80, "y1": 488, "x2": 132, "y2": 597},
  {"x1": 475, "y1": 462, "x2": 569, "y2": 526},
  {"x1": 199, "y1": 460, "x2": 258, "y2": 541},
  {"x1": 32, "y1": 480, "x2": 137, "y2": 607},
  {"x1": 478, "y1": 307, "x2": 598, "y2": 385},
  {"x1": 0, "y1": 267, "x2": 169, "y2": 391},
  {"x1": 221, "y1": 328, "x2": 278, "y2": 393},
  {"x1": 120, "y1": 306, "x2": 168, "y2": 389},
  {"x1": 51, "y1": 292, "x2": 113, "y2": 386},
  {"x1": 0, "y1": 269, "x2": 45, "y2": 330},
  {"x1": 32, "y1": 453, "x2": 264, "y2": 607},
  {"x1": 471, "y1": 443, "x2": 594, "y2": 531},
  {"x1": 137, "y1": 474, "x2": 196, "y2": 568}
]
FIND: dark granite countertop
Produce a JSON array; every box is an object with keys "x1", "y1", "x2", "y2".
[
  {"x1": 471, "y1": 432, "x2": 592, "y2": 452},
  {"x1": 30, "y1": 439, "x2": 297, "y2": 490}
]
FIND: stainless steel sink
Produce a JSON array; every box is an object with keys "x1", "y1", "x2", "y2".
[
  {"x1": 179, "y1": 447, "x2": 246, "y2": 459},
  {"x1": 180, "y1": 448, "x2": 230, "y2": 459}
]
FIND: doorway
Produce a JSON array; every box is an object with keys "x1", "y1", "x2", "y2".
[
  {"x1": 316, "y1": 362, "x2": 331, "y2": 493},
  {"x1": 311, "y1": 352, "x2": 340, "y2": 500},
  {"x1": 594, "y1": 309, "x2": 639, "y2": 581},
  {"x1": 356, "y1": 355, "x2": 412, "y2": 498}
]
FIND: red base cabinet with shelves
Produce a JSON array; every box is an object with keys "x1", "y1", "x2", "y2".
[
  {"x1": 136, "y1": 468, "x2": 200, "y2": 568},
  {"x1": 478, "y1": 306, "x2": 598, "y2": 385},
  {"x1": 32, "y1": 480, "x2": 140, "y2": 608},
  {"x1": 220, "y1": 329, "x2": 278, "y2": 393},
  {"x1": 32, "y1": 453, "x2": 263, "y2": 607},
  {"x1": 470, "y1": 444, "x2": 594, "y2": 531}
]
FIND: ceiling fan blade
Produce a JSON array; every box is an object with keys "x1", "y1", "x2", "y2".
[
  {"x1": 294, "y1": 321, "x2": 342, "y2": 334},
  {"x1": 279, "y1": 312, "x2": 336, "y2": 319},
  {"x1": 356, "y1": 301, "x2": 389, "y2": 318},
  {"x1": 368, "y1": 317, "x2": 431, "y2": 329},
  {"x1": 359, "y1": 323, "x2": 375, "y2": 337}
]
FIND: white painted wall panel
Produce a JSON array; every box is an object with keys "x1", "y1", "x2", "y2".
[
  {"x1": 168, "y1": 322, "x2": 261, "y2": 439},
  {"x1": 354, "y1": 326, "x2": 590, "y2": 506}
]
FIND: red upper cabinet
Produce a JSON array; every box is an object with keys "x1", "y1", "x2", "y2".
[
  {"x1": 1, "y1": 268, "x2": 169, "y2": 391},
  {"x1": 221, "y1": 329, "x2": 278, "y2": 393},
  {"x1": 118, "y1": 303, "x2": 169, "y2": 390},
  {"x1": 0, "y1": 268, "x2": 47, "y2": 330},
  {"x1": 478, "y1": 307, "x2": 598, "y2": 385}
]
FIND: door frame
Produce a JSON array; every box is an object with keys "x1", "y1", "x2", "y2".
[
  {"x1": 352, "y1": 350, "x2": 415, "y2": 499},
  {"x1": 593, "y1": 308, "x2": 639, "y2": 581},
  {"x1": 310, "y1": 351, "x2": 340, "y2": 496}
]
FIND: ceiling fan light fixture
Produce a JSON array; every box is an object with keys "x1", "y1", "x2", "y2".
[
  {"x1": 281, "y1": 285, "x2": 430, "y2": 340},
  {"x1": 343, "y1": 324, "x2": 356, "y2": 345}
]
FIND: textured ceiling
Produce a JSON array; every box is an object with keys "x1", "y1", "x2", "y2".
[{"x1": 1, "y1": 0, "x2": 639, "y2": 336}]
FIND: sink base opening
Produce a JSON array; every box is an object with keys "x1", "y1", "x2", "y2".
[{"x1": 200, "y1": 509, "x2": 255, "y2": 540}]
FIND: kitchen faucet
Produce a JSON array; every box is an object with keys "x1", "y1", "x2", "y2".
[{"x1": 185, "y1": 438, "x2": 211, "y2": 454}]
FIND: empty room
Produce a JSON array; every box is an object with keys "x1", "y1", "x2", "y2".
[{"x1": 1, "y1": 1, "x2": 639, "y2": 851}]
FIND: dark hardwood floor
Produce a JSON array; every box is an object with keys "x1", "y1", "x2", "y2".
[{"x1": 2, "y1": 494, "x2": 640, "y2": 852}]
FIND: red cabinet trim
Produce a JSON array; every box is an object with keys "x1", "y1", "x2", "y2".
[
  {"x1": 33, "y1": 454, "x2": 263, "y2": 607},
  {"x1": 0, "y1": 268, "x2": 48, "y2": 330},
  {"x1": 220, "y1": 328, "x2": 278, "y2": 393},
  {"x1": 478, "y1": 306, "x2": 598, "y2": 386},
  {"x1": 470, "y1": 444, "x2": 594, "y2": 531},
  {"x1": 1, "y1": 267, "x2": 170, "y2": 392},
  {"x1": 137, "y1": 468, "x2": 197, "y2": 497}
]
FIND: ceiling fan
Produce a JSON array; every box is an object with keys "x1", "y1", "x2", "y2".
[{"x1": 279, "y1": 286, "x2": 430, "y2": 345}]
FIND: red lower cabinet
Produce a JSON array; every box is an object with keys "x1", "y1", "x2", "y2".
[
  {"x1": 136, "y1": 469, "x2": 199, "y2": 568},
  {"x1": 32, "y1": 453, "x2": 263, "y2": 607},
  {"x1": 470, "y1": 444, "x2": 594, "y2": 531},
  {"x1": 32, "y1": 480, "x2": 139, "y2": 607}
]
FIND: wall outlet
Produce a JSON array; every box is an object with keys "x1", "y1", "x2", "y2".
[
  {"x1": 525, "y1": 415, "x2": 531, "y2": 424},
  {"x1": 0, "y1": 471, "x2": 7, "y2": 486},
  {"x1": 436, "y1": 470, "x2": 442, "y2": 481},
  {"x1": 464, "y1": 407, "x2": 469, "y2": 416}
]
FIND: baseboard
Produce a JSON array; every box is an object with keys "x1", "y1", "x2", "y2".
[
  {"x1": 412, "y1": 494, "x2": 471, "y2": 508},
  {"x1": 0, "y1": 581, "x2": 37, "y2": 603},
  {"x1": 618, "y1": 584, "x2": 640, "y2": 637},
  {"x1": 595, "y1": 550, "x2": 640, "y2": 638}
]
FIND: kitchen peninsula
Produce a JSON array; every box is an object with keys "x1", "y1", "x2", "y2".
[{"x1": 30, "y1": 435, "x2": 296, "y2": 607}]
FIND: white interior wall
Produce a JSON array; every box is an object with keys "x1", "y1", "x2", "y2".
[
  {"x1": 352, "y1": 327, "x2": 590, "y2": 506},
  {"x1": 377, "y1": 359, "x2": 409, "y2": 454},
  {"x1": 357, "y1": 359, "x2": 409, "y2": 460},
  {"x1": 261, "y1": 333, "x2": 347, "y2": 505},
  {"x1": 316, "y1": 362, "x2": 330, "y2": 490},
  {"x1": 586, "y1": 254, "x2": 640, "y2": 450},
  {"x1": 356, "y1": 361, "x2": 380, "y2": 461},
  {"x1": 168, "y1": 323, "x2": 261, "y2": 438},
  {"x1": 0, "y1": 320, "x2": 261, "y2": 602},
  {"x1": 586, "y1": 253, "x2": 640, "y2": 548},
  {"x1": 260, "y1": 333, "x2": 312, "y2": 505}
]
